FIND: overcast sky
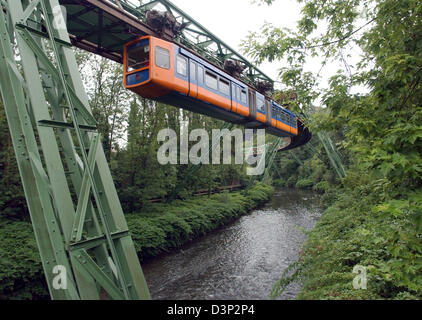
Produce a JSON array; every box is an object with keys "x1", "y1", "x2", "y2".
[
  {"x1": 171, "y1": 0, "x2": 301, "y2": 82},
  {"x1": 169, "y1": 0, "x2": 365, "y2": 96}
]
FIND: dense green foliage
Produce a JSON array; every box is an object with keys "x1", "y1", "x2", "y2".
[
  {"x1": 0, "y1": 100, "x2": 27, "y2": 221},
  {"x1": 0, "y1": 183, "x2": 273, "y2": 299},
  {"x1": 271, "y1": 186, "x2": 422, "y2": 299},
  {"x1": 272, "y1": 134, "x2": 340, "y2": 193},
  {"x1": 1, "y1": 0, "x2": 421, "y2": 301},
  {"x1": 127, "y1": 183, "x2": 273, "y2": 261},
  {"x1": 0, "y1": 53, "x2": 250, "y2": 219},
  {"x1": 245, "y1": 0, "x2": 422, "y2": 299},
  {"x1": 0, "y1": 221, "x2": 47, "y2": 299}
]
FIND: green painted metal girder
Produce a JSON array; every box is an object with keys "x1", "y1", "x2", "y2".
[
  {"x1": 317, "y1": 131, "x2": 346, "y2": 179},
  {"x1": 0, "y1": 3, "x2": 78, "y2": 300},
  {"x1": 38, "y1": 119, "x2": 98, "y2": 131},
  {"x1": 58, "y1": 0, "x2": 274, "y2": 90},
  {"x1": 16, "y1": 23, "x2": 73, "y2": 47},
  {"x1": 197, "y1": 39, "x2": 214, "y2": 49},
  {"x1": 262, "y1": 138, "x2": 283, "y2": 183},
  {"x1": 300, "y1": 103, "x2": 346, "y2": 179},
  {"x1": 138, "y1": 0, "x2": 159, "y2": 11},
  {"x1": 244, "y1": 137, "x2": 284, "y2": 192},
  {"x1": 0, "y1": 0, "x2": 150, "y2": 300}
]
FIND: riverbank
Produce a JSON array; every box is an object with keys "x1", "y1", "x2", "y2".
[
  {"x1": 271, "y1": 186, "x2": 422, "y2": 300},
  {"x1": 127, "y1": 183, "x2": 274, "y2": 262},
  {"x1": 142, "y1": 187, "x2": 321, "y2": 300},
  {"x1": 0, "y1": 182, "x2": 274, "y2": 299}
]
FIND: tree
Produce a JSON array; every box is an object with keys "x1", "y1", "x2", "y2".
[
  {"x1": 248, "y1": 0, "x2": 422, "y2": 299},
  {"x1": 243, "y1": 0, "x2": 422, "y2": 191},
  {"x1": 84, "y1": 54, "x2": 130, "y2": 162}
]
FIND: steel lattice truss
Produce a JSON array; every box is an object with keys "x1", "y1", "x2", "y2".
[
  {"x1": 0, "y1": 0, "x2": 150, "y2": 299},
  {"x1": 0, "y1": 0, "x2": 320, "y2": 301},
  {"x1": 59, "y1": 0, "x2": 274, "y2": 89}
]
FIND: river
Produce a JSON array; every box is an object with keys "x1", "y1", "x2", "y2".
[{"x1": 142, "y1": 188, "x2": 322, "y2": 300}]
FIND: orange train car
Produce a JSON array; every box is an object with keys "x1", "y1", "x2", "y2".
[{"x1": 123, "y1": 35, "x2": 298, "y2": 137}]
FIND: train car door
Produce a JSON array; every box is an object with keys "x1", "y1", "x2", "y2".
[
  {"x1": 265, "y1": 99, "x2": 272, "y2": 126},
  {"x1": 197, "y1": 65, "x2": 204, "y2": 100},
  {"x1": 255, "y1": 92, "x2": 266, "y2": 123},
  {"x1": 248, "y1": 89, "x2": 256, "y2": 121},
  {"x1": 231, "y1": 82, "x2": 238, "y2": 113},
  {"x1": 189, "y1": 59, "x2": 198, "y2": 99}
]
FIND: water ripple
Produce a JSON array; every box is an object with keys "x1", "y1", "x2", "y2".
[{"x1": 142, "y1": 188, "x2": 321, "y2": 300}]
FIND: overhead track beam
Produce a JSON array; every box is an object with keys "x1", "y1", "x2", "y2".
[{"x1": 59, "y1": 0, "x2": 274, "y2": 89}]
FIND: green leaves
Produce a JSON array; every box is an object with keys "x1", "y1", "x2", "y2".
[
  {"x1": 256, "y1": 0, "x2": 422, "y2": 300},
  {"x1": 288, "y1": 188, "x2": 422, "y2": 299}
]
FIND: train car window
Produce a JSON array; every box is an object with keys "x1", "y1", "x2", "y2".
[
  {"x1": 237, "y1": 86, "x2": 241, "y2": 101},
  {"x1": 257, "y1": 97, "x2": 265, "y2": 113},
  {"x1": 241, "y1": 90, "x2": 247, "y2": 104},
  {"x1": 205, "y1": 70, "x2": 218, "y2": 90},
  {"x1": 290, "y1": 115, "x2": 296, "y2": 126},
  {"x1": 198, "y1": 66, "x2": 204, "y2": 84},
  {"x1": 219, "y1": 78, "x2": 230, "y2": 96},
  {"x1": 272, "y1": 105, "x2": 277, "y2": 118},
  {"x1": 190, "y1": 60, "x2": 196, "y2": 81},
  {"x1": 232, "y1": 83, "x2": 236, "y2": 100},
  {"x1": 127, "y1": 40, "x2": 150, "y2": 72},
  {"x1": 155, "y1": 47, "x2": 170, "y2": 69},
  {"x1": 176, "y1": 55, "x2": 187, "y2": 77}
]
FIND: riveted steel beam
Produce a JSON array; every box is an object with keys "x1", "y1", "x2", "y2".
[
  {"x1": 0, "y1": 0, "x2": 150, "y2": 300},
  {"x1": 59, "y1": 0, "x2": 273, "y2": 90}
]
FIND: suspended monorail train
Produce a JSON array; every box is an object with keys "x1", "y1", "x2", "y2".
[{"x1": 122, "y1": 35, "x2": 310, "y2": 145}]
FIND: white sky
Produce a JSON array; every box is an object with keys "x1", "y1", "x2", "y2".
[
  {"x1": 171, "y1": 0, "x2": 301, "y2": 82},
  {"x1": 170, "y1": 0, "x2": 366, "y2": 97}
]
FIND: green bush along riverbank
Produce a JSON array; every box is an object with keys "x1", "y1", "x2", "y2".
[
  {"x1": 0, "y1": 183, "x2": 274, "y2": 300},
  {"x1": 271, "y1": 185, "x2": 422, "y2": 300}
]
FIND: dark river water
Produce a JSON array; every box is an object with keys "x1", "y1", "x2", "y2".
[{"x1": 142, "y1": 188, "x2": 322, "y2": 300}]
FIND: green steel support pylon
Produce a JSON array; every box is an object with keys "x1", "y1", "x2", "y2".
[
  {"x1": 244, "y1": 137, "x2": 283, "y2": 191},
  {"x1": 0, "y1": 0, "x2": 150, "y2": 300},
  {"x1": 262, "y1": 138, "x2": 283, "y2": 183},
  {"x1": 300, "y1": 103, "x2": 346, "y2": 179},
  {"x1": 316, "y1": 131, "x2": 346, "y2": 179}
]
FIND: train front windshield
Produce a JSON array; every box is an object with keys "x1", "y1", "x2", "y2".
[{"x1": 126, "y1": 39, "x2": 150, "y2": 72}]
